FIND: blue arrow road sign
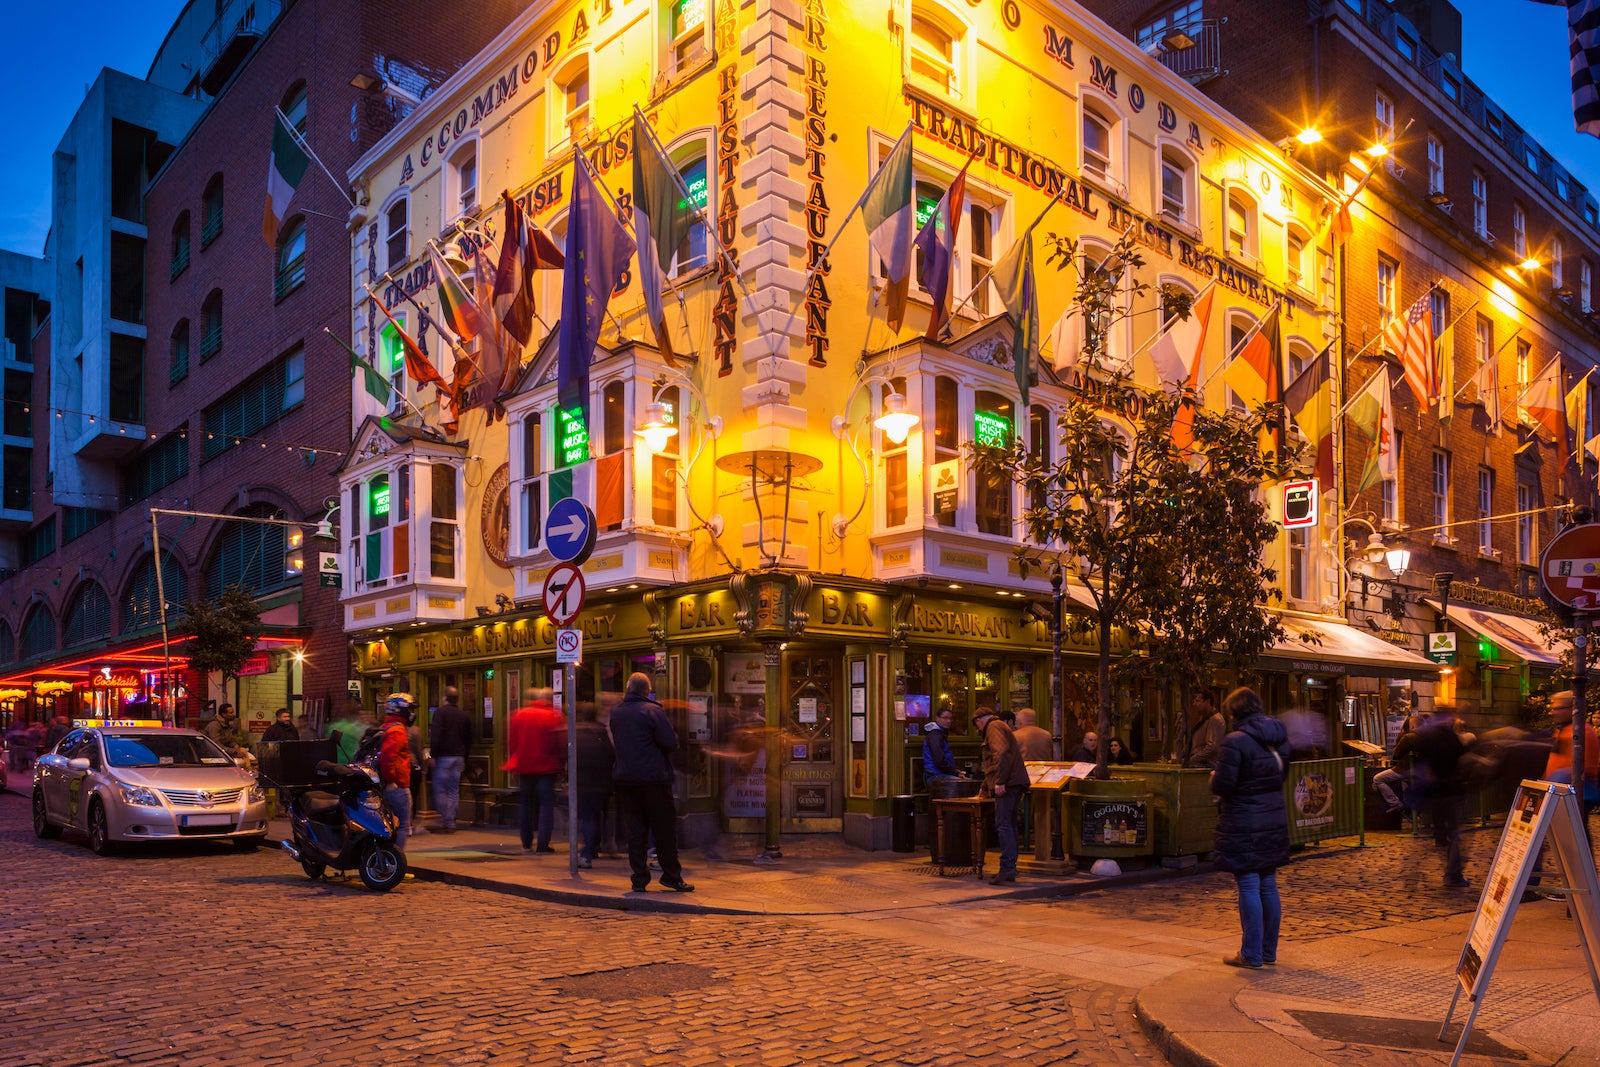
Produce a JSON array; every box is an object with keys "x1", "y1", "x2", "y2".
[{"x1": 544, "y1": 497, "x2": 596, "y2": 565}]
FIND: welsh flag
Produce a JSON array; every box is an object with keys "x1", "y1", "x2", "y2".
[
  {"x1": 427, "y1": 242, "x2": 484, "y2": 343},
  {"x1": 262, "y1": 109, "x2": 310, "y2": 246},
  {"x1": 1348, "y1": 368, "x2": 1396, "y2": 492},
  {"x1": 862, "y1": 126, "x2": 915, "y2": 332}
]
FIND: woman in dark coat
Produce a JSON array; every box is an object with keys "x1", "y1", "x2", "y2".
[{"x1": 1210, "y1": 687, "x2": 1291, "y2": 969}]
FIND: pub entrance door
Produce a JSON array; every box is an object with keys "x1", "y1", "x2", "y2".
[{"x1": 780, "y1": 649, "x2": 842, "y2": 832}]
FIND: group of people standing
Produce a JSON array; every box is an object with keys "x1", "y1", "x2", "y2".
[{"x1": 503, "y1": 673, "x2": 694, "y2": 893}]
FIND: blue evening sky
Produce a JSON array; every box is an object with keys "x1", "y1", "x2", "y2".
[{"x1": 0, "y1": 1, "x2": 1594, "y2": 258}]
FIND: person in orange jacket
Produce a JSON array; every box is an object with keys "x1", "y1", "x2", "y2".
[
  {"x1": 505, "y1": 687, "x2": 567, "y2": 854},
  {"x1": 377, "y1": 694, "x2": 417, "y2": 849}
]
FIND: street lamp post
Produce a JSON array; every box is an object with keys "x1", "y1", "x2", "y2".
[{"x1": 1049, "y1": 566, "x2": 1066, "y2": 863}]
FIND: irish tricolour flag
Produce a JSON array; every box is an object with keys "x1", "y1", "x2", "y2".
[
  {"x1": 263, "y1": 109, "x2": 310, "y2": 246},
  {"x1": 861, "y1": 126, "x2": 915, "y2": 332}
]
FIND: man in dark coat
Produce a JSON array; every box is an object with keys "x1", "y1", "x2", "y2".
[
  {"x1": 609, "y1": 673, "x2": 693, "y2": 893},
  {"x1": 976, "y1": 707, "x2": 1031, "y2": 885},
  {"x1": 1412, "y1": 708, "x2": 1470, "y2": 888},
  {"x1": 574, "y1": 702, "x2": 614, "y2": 868},
  {"x1": 429, "y1": 685, "x2": 472, "y2": 833},
  {"x1": 1211, "y1": 687, "x2": 1291, "y2": 968}
]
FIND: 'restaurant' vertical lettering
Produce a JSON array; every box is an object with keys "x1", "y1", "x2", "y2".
[
  {"x1": 803, "y1": 0, "x2": 830, "y2": 367},
  {"x1": 713, "y1": 3, "x2": 740, "y2": 376}
]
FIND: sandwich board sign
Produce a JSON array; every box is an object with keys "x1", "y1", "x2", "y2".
[{"x1": 1441, "y1": 780, "x2": 1600, "y2": 1065}]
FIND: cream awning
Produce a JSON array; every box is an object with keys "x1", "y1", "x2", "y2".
[
  {"x1": 1436, "y1": 602, "x2": 1561, "y2": 668},
  {"x1": 1261, "y1": 616, "x2": 1439, "y2": 678}
]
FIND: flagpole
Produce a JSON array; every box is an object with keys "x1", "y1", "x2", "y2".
[
  {"x1": 773, "y1": 122, "x2": 915, "y2": 343},
  {"x1": 945, "y1": 175, "x2": 1076, "y2": 326},
  {"x1": 275, "y1": 107, "x2": 356, "y2": 208},
  {"x1": 1113, "y1": 277, "x2": 1218, "y2": 376},
  {"x1": 1334, "y1": 364, "x2": 1390, "y2": 421},
  {"x1": 432, "y1": 219, "x2": 557, "y2": 339},
  {"x1": 1199, "y1": 298, "x2": 1282, "y2": 391},
  {"x1": 1513, "y1": 353, "x2": 1563, "y2": 409},
  {"x1": 1318, "y1": 118, "x2": 1413, "y2": 242},
  {"x1": 1345, "y1": 277, "x2": 1444, "y2": 364},
  {"x1": 322, "y1": 327, "x2": 433, "y2": 424},
  {"x1": 570, "y1": 151, "x2": 640, "y2": 342},
  {"x1": 1452, "y1": 325, "x2": 1520, "y2": 402}
]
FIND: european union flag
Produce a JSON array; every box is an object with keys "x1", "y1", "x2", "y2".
[{"x1": 558, "y1": 148, "x2": 636, "y2": 430}]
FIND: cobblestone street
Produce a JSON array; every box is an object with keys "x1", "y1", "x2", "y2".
[{"x1": 0, "y1": 792, "x2": 1156, "y2": 1067}]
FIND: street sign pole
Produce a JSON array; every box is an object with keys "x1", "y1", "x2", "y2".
[
  {"x1": 567, "y1": 658, "x2": 578, "y2": 879},
  {"x1": 1576, "y1": 611, "x2": 1589, "y2": 821}
]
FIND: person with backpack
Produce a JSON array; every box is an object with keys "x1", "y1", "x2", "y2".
[
  {"x1": 376, "y1": 694, "x2": 417, "y2": 849},
  {"x1": 1211, "y1": 687, "x2": 1292, "y2": 968}
]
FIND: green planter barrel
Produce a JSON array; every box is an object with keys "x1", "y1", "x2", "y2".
[
  {"x1": 1067, "y1": 775, "x2": 1155, "y2": 859},
  {"x1": 1125, "y1": 763, "x2": 1217, "y2": 858}
]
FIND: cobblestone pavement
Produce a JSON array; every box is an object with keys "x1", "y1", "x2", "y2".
[{"x1": 0, "y1": 792, "x2": 1156, "y2": 1067}]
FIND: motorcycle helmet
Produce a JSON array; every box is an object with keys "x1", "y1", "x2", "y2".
[{"x1": 386, "y1": 692, "x2": 418, "y2": 724}]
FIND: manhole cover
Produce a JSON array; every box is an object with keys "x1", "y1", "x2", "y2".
[
  {"x1": 552, "y1": 963, "x2": 716, "y2": 1001},
  {"x1": 1288, "y1": 1010, "x2": 1524, "y2": 1059}
]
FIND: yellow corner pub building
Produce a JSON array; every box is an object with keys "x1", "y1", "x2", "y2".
[{"x1": 334, "y1": 0, "x2": 1430, "y2": 849}]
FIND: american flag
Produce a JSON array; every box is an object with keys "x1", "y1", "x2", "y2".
[
  {"x1": 1384, "y1": 291, "x2": 1436, "y2": 407},
  {"x1": 1572, "y1": 0, "x2": 1600, "y2": 138}
]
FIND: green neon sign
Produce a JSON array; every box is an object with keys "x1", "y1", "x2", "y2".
[
  {"x1": 973, "y1": 410, "x2": 1011, "y2": 449},
  {"x1": 557, "y1": 406, "x2": 589, "y2": 468},
  {"x1": 371, "y1": 482, "x2": 390, "y2": 517}
]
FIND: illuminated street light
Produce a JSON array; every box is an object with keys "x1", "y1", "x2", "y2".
[
  {"x1": 873, "y1": 390, "x2": 920, "y2": 444},
  {"x1": 1295, "y1": 128, "x2": 1323, "y2": 146},
  {"x1": 634, "y1": 401, "x2": 678, "y2": 453},
  {"x1": 1365, "y1": 142, "x2": 1390, "y2": 158}
]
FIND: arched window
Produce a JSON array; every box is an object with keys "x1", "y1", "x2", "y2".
[
  {"x1": 973, "y1": 390, "x2": 1014, "y2": 536},
  {"x1": 447, "y1": 140, "x2": 478, "y2": 220},
  {"x1": 171, "y1": 211, "x2": 191, "y2": 278},
  {"x1": 909, "y1": 5, "x2": 961, "y2": 95},
  {"x1": 200, "y1": 290, "x2": 222, "y2": 361},
  {"x1": 1225, "y1": 187, "x2": 1257, "y2": 260},
  {"x1": 0, "y1": 621, "x2": 12, "y2": 662},
  {"x1": 1286, "y1": 222, "x2": 1312, "y2": 292},
  {"x1": 123, "y1": 552, "x2": 187, "y2": 634},
  {"x1": 933, "y1": 374, "x2": 959, "y2": 527},
  {"x1": 204, "y1": 504, "x2": 290, "y2": 599},
  {"x1": 384, "y1": 195, "x2": 409, "y2": 270},
  {"x1": 170, "y1": 319, "x2": 190, "y2": 385},
  {"x1": 1082, "y1": 105, "x2": 1115, "y2": 182},
  {"x1": 201, "y1": 173, "x2": 224, "y2": 247},
  {"x1": 1078, "y1": 240, "x2": 1128, "y2": 367},
  {"x1": 1159, "y1": 145, "x2": 1196, "y2": 226},
  {"x1": 1027, "y1": 403, "x2": 1052, "y2": 515},
  {"x1": 281, "y1": 81, "x2": 308, "y2": 135},
  {"x1": 64, "y1": 582, "x2": 111, "y2": 646},
  {"x1": 1226, "y1": 311, "x2": 1260, "y2": 413},
  {"x1": 669, "y1": 148, "x2": 710, "y2": 275},
  {"x1": 19, "y1": 604, "x2": 54, "y2": 660},
  {"x1": 553, "y1": 56, "x2": 590, "y2": 146},
  {"x1": 275, "y1": 217, "x2": 306, "y2": 299}
]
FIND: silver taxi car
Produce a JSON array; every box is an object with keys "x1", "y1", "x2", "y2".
[{"x1": 32, "y1": 727, "x2": 268, "y2": 854}]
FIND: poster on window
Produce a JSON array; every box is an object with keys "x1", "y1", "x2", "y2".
[
  {"x1": 932, "y1": 460, "x2": 959, "y2": 516},
  {"x1": 723, "y1": 652, "x2": 766, "y2": 695}
]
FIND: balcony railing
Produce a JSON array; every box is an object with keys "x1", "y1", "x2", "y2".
[{"x1": 1150, "y1": 19, "x2": 1225, "y2": 85}]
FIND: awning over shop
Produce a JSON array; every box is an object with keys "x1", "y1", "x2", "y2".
[
  {"x1": 1261, "y1": 616, "x2": 1440, "y2": 678},
  {"x1": 1434, "y1": 602, "x2": 1561, "y2": 668}
]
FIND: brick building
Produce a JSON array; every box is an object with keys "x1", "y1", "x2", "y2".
[
  {"x1": 0, "y1": 0, "x2": 525, "y2": 738},
  {"x1": 1097, "y1": 0, "x2": 1600, "y2": 724}
]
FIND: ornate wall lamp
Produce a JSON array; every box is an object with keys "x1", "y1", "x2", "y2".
[
  {"x1": 829, "y1": 368, "x2": 921, "y2": 537},
  {"x1": 633, "y1": 369, "x2": 726, "y2": 539}
]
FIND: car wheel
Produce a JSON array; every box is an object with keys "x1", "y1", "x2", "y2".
[
  {"x1": 32, "y1": 790, "x2": 61, "y2": 839},
  {"x1": 86, "y1": 799, "x2": 116, "y2": 856},
  {"x1": 300, "y1": 858, "x2": 326, "y2": 880},
  {"x1": 358, "y1": 841, "x2": 406, "y2": 891},
  {"x1": 236, "y1": 834, "x2": 266, "y2": 853}
]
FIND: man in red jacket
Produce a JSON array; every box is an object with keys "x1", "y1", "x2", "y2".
[
  {"x1": 505, "y1": 687, "x2": 567, "y2": 854},
  {"x1": 378, "y1": 694, "x2": 417, "y2": 849}
]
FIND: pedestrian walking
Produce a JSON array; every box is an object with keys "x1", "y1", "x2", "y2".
[
  {"x1": 610, "y1": 672, "x2": 693, "y2": 892},
  {"x1": 575, "y1": 702, "x2": 614, "y2": 868},
  {"x1": 407, "y1": 716, "x2": 427, "y2": 837},
  {"x1": 1412, "y1": 707, "x2": 1471, "y2": 888},
  {"x1": 1013, "y1": 707, "x2": 1054, "y2": 761},
  {"x1": 975, "y1": 706, "x2": 1030, "y2": 885},
  {"x1": 505, "y1": 688, "x2": 566, "y2": 854},
  {"x1": 329, "y1": 703, "x2": 374, "y2": 764},
  {"x1": 1210, "y1": 686, "x2": 1292, "y2": 969},
  {"x1": 429, "y1": 685, "x2": 472, "y2": 833},
  {"x1": 1544, "y1": 691, "x2": 1599, "y2": 804},
  {"x1": 295, "y1": 712, "x2": 318, "y2": 742}
]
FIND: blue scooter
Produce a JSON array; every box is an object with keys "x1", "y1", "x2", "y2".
[{"x1": 280, "y1": 760, "x2": 406, "y2": 891}]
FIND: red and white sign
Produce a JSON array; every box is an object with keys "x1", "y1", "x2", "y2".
[
  {"x1": 555, "y1": 627, "x2": 583, "y2": 664},
  {"x1": 541, "y1": 562, "x2": 586, "y2": 625},
  {"x1": 1282, "y1": 479, "x2": 1318, "y2": 529},
  {"x1": 1540, "y1": 523, "x2": 1600, "y2": 611}
]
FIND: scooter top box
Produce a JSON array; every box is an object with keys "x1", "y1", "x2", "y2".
[{"x1": 268, "y1": 739, "x2": 339, "y2": 787}]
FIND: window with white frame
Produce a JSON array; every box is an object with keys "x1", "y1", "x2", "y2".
[
  {"x1": 1377, "y1": 256, "x2": 1397, "y2": 329},
  {"x1": 1584, "y1": 259, "x2": 1593, "y2": 311},
  {"x1": 1512, "y1": 202, "x2": 1527, "y2": 257},
  {"x1": 554, "y1": 57, "x2": 591, "y2": 147},
  {"x1": 973, "y1": 389, "x2": 1014, "y2": 537},
  {"x1": 1081, "y1": 105, "x2": 1117, "y2": 184},
  {"x1": 668, "y1": 147, "x2": 711, "y2": 275},
  {"x1": 1226, "y1": 188, "x2": 1256, "y2": 260},
  {"x1": 1432, "y1": 449, "x2": 1451, "y2": 528},
  {"x1": 1553, "y1": 235, "x2": 1565, "y2": 290},
  {"x1": 908, "y1": 4, "x2": 962, "y2": 96},
  {"x1": 1136, "y1": 2, "x2": 1204, "y2": 52},
  {"x1": 1226, "y1": 312, "x2": 1255, "y2": 412},
  {"x1": 1159, "y1": 147, "x2": 1194, "y2": 224},
  {"x1": 883, "y1": 377, "x2": 911, "y2": 528},
  {"x1": 666, "y1": 0, "x2": 709, "y2": 74},
  {"x1": 447, "y1": 141, "x2": 478, "y2": 221},
  {"x1": 1079, "y1": 241, "x2": 1128, "y2": 366},
  {"x1": 1431, "y1": 288, "x2": 1449, "y2": 355},
  {"x1": 1477, "y1": 468, "x2": 1494, "y2": 554},
  {"x1": 1475, "y1": 314, "x2": 1491, "y2": 377},
  {"x1": 1516, "y1": 338, "x2": 1531, "y2": 392},
  {"x1": 352, "y1": 464, "x2": 409, "y2": 589},
  {"x1": 1426, "y1": 132, "x2": 1445, "y2": 194},
  {"x1": 1472, "y1": 170, "x2": 1488, "y2": 237},
  {"x1": 428, "y1": 461, "x2": 461, "y2": 579},
  {"x1": 378, "y1": 312, "x2": 409, "y2": 405},
  {"x1": 1381, "y1": 428, "x2": 1401, "y2": 523},
  {"x1": 384, "y1": 195, "x2": 409, "y2": 271},
  {"x1": 1375, "y1": 90, "x2": 1395, "y2": 147},
  {"x1": 1286, "y1": 225, "x2": 1310, "y2": 292},
  {"x1": 1517, "y1": 479, "x2": 1536, "y2": 564},
  {"x1": 1288, "y1": 527, "x2": 1310, "y2": 602}
]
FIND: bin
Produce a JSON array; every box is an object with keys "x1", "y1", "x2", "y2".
[{"x1": 891, "y1": 795, "x2": 916, "y2": 853}]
